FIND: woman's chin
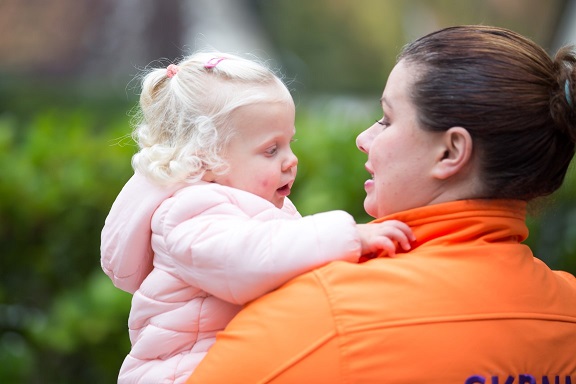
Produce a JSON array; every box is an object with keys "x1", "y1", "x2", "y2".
[{"x1": 364, "y1": 200, "x2": 378, "y2": 219}]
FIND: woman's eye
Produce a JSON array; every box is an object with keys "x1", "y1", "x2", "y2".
[{"x1": 376, "y1": 118, "x2": 389, "y2": 128}]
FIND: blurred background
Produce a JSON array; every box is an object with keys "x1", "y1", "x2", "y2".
[{"x1": 1, "y1": 0, "x2": 575, "y2": 382}]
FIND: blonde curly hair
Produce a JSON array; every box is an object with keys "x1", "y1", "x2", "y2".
[{"x1": 131, "y1": 52, "x2": 291, "y2": 186}]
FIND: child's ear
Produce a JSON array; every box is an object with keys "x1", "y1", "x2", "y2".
[
  {"x1": 432, "y1": 127, "x2": 474, "y2": 180},
  {"x1": 202, "y1": 170, "x2": 216, "y2": 182}
]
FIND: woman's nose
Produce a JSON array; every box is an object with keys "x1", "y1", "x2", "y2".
[{"x1": 356, "y1": 128, "x2": 372, "y2": 153}]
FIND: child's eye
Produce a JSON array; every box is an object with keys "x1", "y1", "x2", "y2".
[{"x1": 265, "y1": 146, "x2": 278, "y2": 156}]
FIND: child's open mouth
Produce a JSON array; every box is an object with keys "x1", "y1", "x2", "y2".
[{"x1": 277, "y1": 184, "x2": 291, "y2": 196}]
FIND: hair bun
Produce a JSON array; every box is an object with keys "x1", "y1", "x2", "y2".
[
  {"x1": 551, "y1": 47, "x2": 576, "y2": 144},
  {"x1": 565, "y1": 80, "x2": 573, "y2": 107}
]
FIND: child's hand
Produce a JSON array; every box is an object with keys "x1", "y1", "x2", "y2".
[{"x1": 356, "y1": 220, "x2": 415, "y2": 257}]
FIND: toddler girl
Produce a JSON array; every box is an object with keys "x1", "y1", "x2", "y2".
[{"x1": 101, "y1": 52, "x2": 414, "y2": 383}]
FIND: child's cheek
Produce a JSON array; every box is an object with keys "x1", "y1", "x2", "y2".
[{"x1": 260, "y1": 178, "x2": 270, "y2": 188}]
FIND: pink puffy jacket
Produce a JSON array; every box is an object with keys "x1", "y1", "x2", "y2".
[{"x1": 101, "y1": 173, "x2": 361, "y2": 383}]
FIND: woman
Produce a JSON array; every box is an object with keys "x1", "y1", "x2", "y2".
[{"x1": 187, "y1": 26, "x2": 576, "y2": 383}]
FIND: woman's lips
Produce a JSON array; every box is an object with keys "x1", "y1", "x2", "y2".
[
  {"x1": 364, "y1": 179, "x2": 374, "y2": 190},
  {"x1": 364, "y1": 164, "x2": 374, "y2": 190}
]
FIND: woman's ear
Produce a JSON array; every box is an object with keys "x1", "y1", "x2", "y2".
[{"x1": 432, "y1": 127, "x2": 473, "y2": 180}]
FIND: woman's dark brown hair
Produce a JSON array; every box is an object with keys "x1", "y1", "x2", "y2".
[{"x1": 398, "y1": 25, "x2": 576, "y2": 200}]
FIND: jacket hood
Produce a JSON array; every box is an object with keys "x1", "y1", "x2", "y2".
[{"x1": 100, "y1": 173, "x2": 183, "y2": 293}]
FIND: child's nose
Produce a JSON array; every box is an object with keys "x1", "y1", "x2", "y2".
[{"x1": 283, "y1": 152, "x2": 298, "y2": 171}]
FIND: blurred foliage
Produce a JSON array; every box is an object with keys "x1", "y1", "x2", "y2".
[
  {"x1": 525, "y1": 173, "x2": 576, "y2": 274},
  {"x1": 0, "y1": 80, "x2": 135, "y2": 383},
  {"x1": 1, "y1": 1, "x2": 575, "y2": 382},
  {"x1": 290, "y1": 96, "x2": 376, "y2": 223},
  {"x1": 255, "y1": 0, "x2": 564, "y2": 94}
]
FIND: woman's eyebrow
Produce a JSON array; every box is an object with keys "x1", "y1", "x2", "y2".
[{"x1": 379, "y1": 96, "x2": 392, "y2": 109}]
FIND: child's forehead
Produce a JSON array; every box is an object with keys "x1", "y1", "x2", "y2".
[{"x1": 229, "y1": 98, "x2": 295, "y2": 134}]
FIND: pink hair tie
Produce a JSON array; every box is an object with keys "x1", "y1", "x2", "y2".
[
  {"x1": 204, "y1": 57, "x2": 226, "y2": 69},
  {"x1": 166, "y1": 64, "x2": 179, "y2": 78}
]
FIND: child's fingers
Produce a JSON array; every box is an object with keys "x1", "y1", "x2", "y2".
[
  {"x1": 397, "y1": 236, "x2": 412, "y2": 251},
  {"x1": 378, "y1": 227, "x2": 413, "y2": 249},
  {"x1": 357, "y1": 221, "x2": 415, "y2": 255},
  {"x1": 386, "y1": 232, "x2": 412, "y2": 251},
  {"x1": 374, "y1": 237, "x2": 396, "y2": 257},
  {"x1": 374, "y1": 222, "x2": 414, "y2": 251},
  {"x1": 385, "y1": 220, "x2": 416, "y2": 241}
]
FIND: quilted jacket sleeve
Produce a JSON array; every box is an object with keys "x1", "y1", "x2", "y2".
[{"x1": 157, "y1": 185, "x2": 361, "y2": 305}]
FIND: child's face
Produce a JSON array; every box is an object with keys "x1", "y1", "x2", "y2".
[{"x1": 213, "y1": 96, "x2": 298, "y2": 209}]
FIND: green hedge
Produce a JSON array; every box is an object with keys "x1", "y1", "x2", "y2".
[
  {"x1": 1, "y1": 91, "x2": 574, "y2": 383},
  {"x1": 0, "y1": 95, "x2": 135, "y2": 382}
]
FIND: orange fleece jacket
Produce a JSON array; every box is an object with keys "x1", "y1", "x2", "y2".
[{"x1": 188, "y1": 199, "x2": 576, "y2": 384}]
